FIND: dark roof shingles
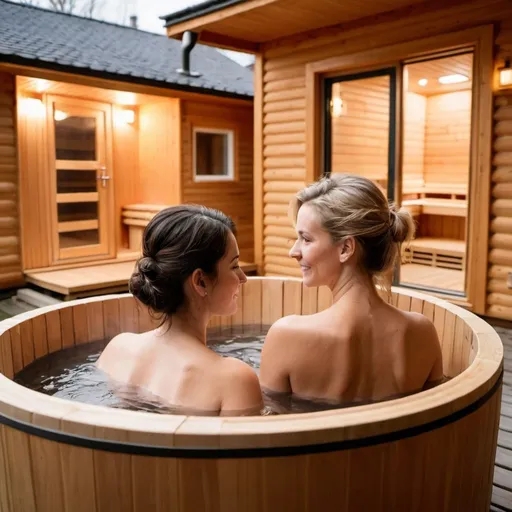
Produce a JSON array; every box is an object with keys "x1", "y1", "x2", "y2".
[{"x1": 0, "y1": 0, "x2": 253, "y2": 97}]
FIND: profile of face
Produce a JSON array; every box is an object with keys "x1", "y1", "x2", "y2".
[
  {"x1": 199, "y1": 231, "x2": 247, "y2": 316},
  {"x1": 289, "y1": 204, "x2": 347, "y2": 288}
]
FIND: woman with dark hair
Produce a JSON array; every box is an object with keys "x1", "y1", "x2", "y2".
[{"x1": 97, "y1": 205, "x2": 262, "y2": 416}]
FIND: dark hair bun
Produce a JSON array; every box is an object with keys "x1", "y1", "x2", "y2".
[{"x1": 129, "y1": 205, "x2": 235, "y2": 323}]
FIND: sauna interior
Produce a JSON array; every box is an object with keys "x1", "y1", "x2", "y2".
[
  {"x1": 400, "y1": 53, "x2": 472, "y2": 294},
  {"x1": 327, "y1": 53, "x2": 472, "y2": 295}
]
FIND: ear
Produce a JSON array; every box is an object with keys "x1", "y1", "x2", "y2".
[
  {"x1": 190, "y1": 269, "x2": 208, "y2": 297},
  {"x1": 339, "y1": 236, "x2": 356, "y2": 264}
]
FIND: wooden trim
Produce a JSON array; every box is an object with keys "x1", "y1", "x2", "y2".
[
  {"x1": 54, "y1": 160, "x2": 99, "y2": 171},
  {"x1": 305, "y1": 25, "x2": 494, "y2": 312},
  {"x1": 0, "y1": 63, "x2": 253, "y2": 107},
  {"x1": 57, "y1": 193, "x2": 99, "y2": 203},
  {"x1": 57, "y1": 220, "x2": 99, "y2": 233},
  {"x1": 253, "y1": 54, "x2": 264, "y2": 274},
  {"x1": 164, "y1": 0, "x2": 279, "y2": 37},
  {"x1": 466, "y1": 25, "x2": 494, "y2": 314},
  {"x1": 194, "y1": 30, "x2": 260, "y2": 53}
]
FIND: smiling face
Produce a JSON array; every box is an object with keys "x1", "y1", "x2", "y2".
[
  {"x1": 289, "y1": 204, "x2": 344, "y2": 288},
  {"x1": 208, "y1": 231, "x2": 247, "y2": 315}
]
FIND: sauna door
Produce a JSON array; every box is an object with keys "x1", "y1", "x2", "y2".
[
  {"x1": 324, "y1": 68, "x2": 397, "y2": 199},
  {"x1": 46, "y1": 96, "x2": 115, "y2": 264}
]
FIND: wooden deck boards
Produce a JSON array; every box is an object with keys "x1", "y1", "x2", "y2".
[
  {"x1": 490, "y1": 321, "x2": 512, "y2": 511},
  {"x1": 25, "y1": 260, "x2": 258, "y2": 299}
]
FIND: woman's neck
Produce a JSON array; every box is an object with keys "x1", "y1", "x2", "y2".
[
  {"x1": 162, "y1": 307, "x2": 210, "y2": 345},
  {"x1": 330, "y1": 267, "x2": 380, "y2": 306}
]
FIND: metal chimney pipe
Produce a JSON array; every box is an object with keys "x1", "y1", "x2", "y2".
[
  {"x1": 129, "y1": 15, "x2": 138, "y2": 29},
  {"x1": 177, "y1": 31, "x2": 202, "y2": 77}
]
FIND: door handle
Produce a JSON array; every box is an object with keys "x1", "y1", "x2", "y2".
[{"x1": 97, "y1": 167, "x2": 111, "y2": 188}]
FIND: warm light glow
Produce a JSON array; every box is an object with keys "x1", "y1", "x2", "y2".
[
  {"x1": 418, "y1": 78, "x2": 428, "y2": 87},
  {"x1": 20, "y1": 97, "x2": 45, "y2": 118},
  {"x1": 331, "y1": 96, "x2": 345, "y2": 118},
  {"x1": 34, "y1": 79, "x2": 51, "y2": 93},
  {"x1": 115, "y1": 108, "x2": 135, "y2": 124},
  {"x1": 499, "y1": 59, "x2": 512, "y2": 87},
  {"x1": 438, "y1": 74, "x2": 469, "y2": 84},
  {"x1": 114, "y1": 91, "x2": 137, "y2": 105},
  {"x1": 54, "y1": 110, "x2": 68, "y2": 121}
]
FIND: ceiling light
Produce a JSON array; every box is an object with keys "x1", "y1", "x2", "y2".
[
  {"x1": 418, "y1": 78, "x2": 428, "y2": 87},
  {"x1": 54, "y1": 110, "x2": 68, "y2": 121},
  {"x1": 438, "y1": 74, "x2": 469, "y2": 84}
]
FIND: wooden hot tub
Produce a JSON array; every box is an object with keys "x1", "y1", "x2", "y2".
[{"x1": 0, "y1": 277, "x2": 503, "y2": 511}]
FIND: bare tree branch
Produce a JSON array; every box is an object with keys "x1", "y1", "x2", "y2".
[
  {"x1": 18, "y1": 0, "x2": 40, "y2": 5},
  {"x1": 48, "y1": 0, "x2": 77, "y2": 13}
]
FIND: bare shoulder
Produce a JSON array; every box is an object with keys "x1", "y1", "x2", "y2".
[
  {"x1": 403, "y1": 311, "x2": 438, "y2": 339},
  {"x1": 96, "y1": 332, "x2": 146, "y2": 370},
  {"x1": 218, "y1": 357, "x2": 262, "y2": 414},
  {"x1": 266, "y1": 314, "x2": 318, "y2": 343}
]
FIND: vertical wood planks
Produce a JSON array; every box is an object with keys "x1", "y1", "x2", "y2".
[
  {"x1": 301, "y1": 284, "x2": 318, "y2": 315},
  {"x1": 60, "y1": 307, "x2": 75, "y2": 349},
  {"x1": 10, "y1": 325, "x2": 23, "y2": 375},
  {"x1": 72, "y1": 304, "x2": 89, "y2": 345},
  {"x1": 119, "y1": 296, "x2": 139, "y2": 333},
  {"x1": 261, "y1": 279, "x2": 284, "y2": 325},
  {"x1": 31, "y1": 315, "x2": 48, "y2": 360},
  {"x1": 102, "y1": 298, "x2": 121, "y2": 340},
  {"x1": 0, "y1": 331, "x2": 13, "y2": 379},
  {"x1": 283, "y1": 279, "x2": 302, "y2": 316},
  {"x1": 86, "y1": 301, "x2": 105, "y2": 342},
  {"x1": 243, "y1": 278, "x2": 262, "y2": 330},
  {"x1": 20, "y1": 320, "x2": 34, "y2": 368},
  {"x1": 46, "y1": 309, "x2": 63, "y2": 354}
]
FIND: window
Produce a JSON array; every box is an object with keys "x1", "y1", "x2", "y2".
[{"x1": 193, "y1": 127, "x2": 234, "y2": 182}]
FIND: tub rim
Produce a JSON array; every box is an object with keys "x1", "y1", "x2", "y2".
[{"x1": 0, "y1": 279, "x2": 503, "y2": 453}]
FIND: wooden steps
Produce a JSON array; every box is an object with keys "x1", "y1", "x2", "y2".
[{"x1": 405, "y1": 237, "x2": 466, "y2": 271}]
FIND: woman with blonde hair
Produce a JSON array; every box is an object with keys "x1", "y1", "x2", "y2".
[{"x1": 260, "y1": 174, "x2": 443, "y2": 404}]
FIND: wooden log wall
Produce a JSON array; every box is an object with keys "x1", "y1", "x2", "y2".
[
  {"x1": 258, "y1": 0, "x2": 512, "y2": 296},
  {"x1": 0, "y1": 72, "x2": 23, "y2": 288},
  {"x1": 423, "y1": 91, "x2": 471, "y2": 187},
  {"x1": 182, "y1": 100, "x2": 254, "y2": 263}
]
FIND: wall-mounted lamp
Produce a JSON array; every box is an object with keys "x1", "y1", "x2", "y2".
[
  {"x1": 54, "y1": 110, "x2": 68, "y2": 121},
  {"x1": 499, "y1": 58, "x2": 512, "y2": 88},
  {"x1": 19, "y1": 96, "x2": 45, "y2": 118},
  {"x1": 330, "y1": 96, "x2": 346, "y2": 118},
  {"x1": 115, "y1": 108, "x2": 135, "y2": 125}
]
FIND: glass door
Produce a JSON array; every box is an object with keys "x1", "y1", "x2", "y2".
[
  {"x1": 46, "y1": 96, "x2": 114, "y2": 263},
  {"x1": 324, "y1": 68, "x2": 397, "y2": 199}
]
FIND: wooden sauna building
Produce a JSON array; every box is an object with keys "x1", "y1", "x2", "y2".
[
  {"x1": 0, "y1": 0, "x2": 255, "y2": 298},
  {"x1": 163, "y1": 0, "x2": 512, "y2": 321}
]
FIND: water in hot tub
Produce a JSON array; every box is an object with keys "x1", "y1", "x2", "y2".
[{"x1": 14, "y1": 327, "x2": 430, "y2": 415}]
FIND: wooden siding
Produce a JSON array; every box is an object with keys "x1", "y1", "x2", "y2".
[
  {"x1": 0, "y1": 73, "x2": 23, "y2": 287},
  {"x1": 181, "y1": 100, "x2": 254, "y2": 262},
  {"x1": 423, "y1": 91, "x2": 471, "y2": 187},
  {"x1": 258, "y1": 0, "x2": 512, "y2": 320}
]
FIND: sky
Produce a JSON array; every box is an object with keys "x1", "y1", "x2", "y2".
[{"x1": 16, "y1": 0, "x2": 255, "y2": 66}]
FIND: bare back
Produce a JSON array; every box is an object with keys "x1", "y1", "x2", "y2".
[
  {"x1": 97, "y1": 330, "x2": 262, "y2": 415},
  {"x1": 260, "y1": 296, "x2": 443, "y2": 403}
]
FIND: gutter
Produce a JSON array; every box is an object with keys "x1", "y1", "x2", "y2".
[{"x1": 160, "y1": 0, "x2": 248, "y2": 27}]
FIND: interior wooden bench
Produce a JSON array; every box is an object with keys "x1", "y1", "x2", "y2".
[
  {"x1": 402, "y1": 182, "x2": 468, "y2": 218},
  {"x1": 405, "y1": 238, "x2": 466, "y2": 271},
  {"x1": 122, "y1": 204, "x2": 258, "y2": 275}
]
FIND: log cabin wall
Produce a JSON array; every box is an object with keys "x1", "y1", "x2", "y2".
[
  {"x1": 258, "y1": 0, "x2": 512, "y2": 319},
  {"x1": 181, "y1": 100, "x2": 254, "y2": 262},
  {"x1": 0, "y1": 72, "x2": 23, "y2": 288}
]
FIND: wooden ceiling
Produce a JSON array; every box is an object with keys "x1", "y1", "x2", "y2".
[
  {"x1": 405, "y1": 53, "x2": 473, "y2": 95},
  {"x1": 166, "y1": 0, "x2": 430, "y2": 50},
  {"x1": 16, "y1": 76, "x2": 170, "y2": 106}
]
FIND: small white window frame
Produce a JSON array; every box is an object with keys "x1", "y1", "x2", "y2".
[{"x1": 192, "y1": 127, "x2": 235, "y2": 182}]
